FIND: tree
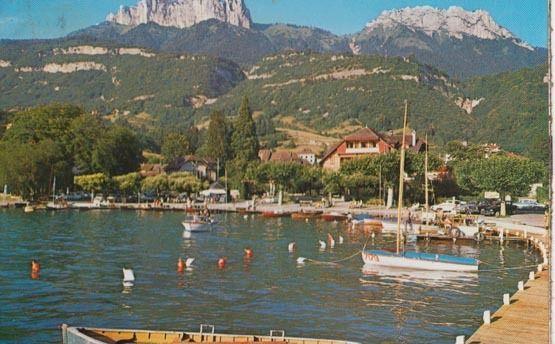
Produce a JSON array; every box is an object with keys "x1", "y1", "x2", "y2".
[
  {"x1": 92, "y1": 126, "x2": 142, "y2": 176},
  {"x1": 201, "y1": 111, "x2": 231, "y2": 163},
  {"x1": 141, "y1": 174, "x2": 169, "y2": 196},
  {"x1": 167, "y1": 172, "x2": 207, "y2": 194},
  {"x1": 161, "y1": 133, "x2": 191, "y2": 162},
  {"x1": 113, "y1": 173, "x2": 142, "y2": 197},
  {"x1": 454, "y1": 155, "x2": 546, "y2": 197},
  {"x1": 74, "y1": 173, "x2": 109, "y2": 196},
  {"x1": 70, "y1": 114, "x2": 104, "y2": 174},
  {"x1": 231, "y1": 96, "x2": 259, "y2": 161}
]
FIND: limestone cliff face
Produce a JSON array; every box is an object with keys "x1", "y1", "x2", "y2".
[
  {"x1": 364, "y1": 6, "x2": 534, "y2": 50},
  {"x1": 106, "y1": 0, "x2": 252, "y2": 29}
]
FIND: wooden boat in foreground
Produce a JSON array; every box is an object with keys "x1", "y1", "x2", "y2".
[
  {"x1": 61, "y1": 324, "x2": 360, "y2": 344},
  {"x1": 262, "y1": 210, "x2": 290, "y2": 218}
]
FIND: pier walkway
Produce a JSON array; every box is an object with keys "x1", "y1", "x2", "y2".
[
  {"x1": 466, "y1": 270, "x2": 549, "y2": 344},
  {"x1": 465, "y1": 222, "x2": 549, "y2": 344}
]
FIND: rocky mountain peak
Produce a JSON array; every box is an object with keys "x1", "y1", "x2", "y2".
[
  {"x1": 365, "y1": 6, "x2": 534, "y2": 50},
  {"x1": 106, "y1": 0, "x2": 252, "y2": 29}
]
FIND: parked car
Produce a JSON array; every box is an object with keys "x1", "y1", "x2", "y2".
[
  {"x1": 512, "y1": 199, "x2": 546, "y2": 213},
  {"x1": 461, "y1": 201, "x2": 480, "y2": 214},
  {"x1": 431, "y1": 199, "x2": 466, "y2": 213},
  {"x1": 477, "y1": 200, "x2": 501, "y2": 216}
]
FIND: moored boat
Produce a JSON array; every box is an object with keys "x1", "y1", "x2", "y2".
[
  {"x1": 291, "y1": 210, "x2": 322, "y2": 220},
  {"x1": 262, "y1": 210, "x2": 290, "y2": 218},
  {"x1": 321, "y1": 211, "x2": 348, "y2": 222},
  {"x1": 61, "y1": 324, "x2": 360, "y2": 344},
  {"x1": 362, "y1": 250, "x2": 479, "y2": 272},
  {"x1": 24, "y1": 204, "x2": 35, "y2": 213},
  {"x1": 182, "y1": 216, "x2": 214, "y2": 233}
]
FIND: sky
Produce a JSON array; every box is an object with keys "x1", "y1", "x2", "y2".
[{"x1": 0, "y1": 0, "x2": 548, "y2": 47}]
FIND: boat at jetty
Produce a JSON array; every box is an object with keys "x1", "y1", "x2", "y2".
[
  {"x1": 61, "y1": 325, "x2": 360, "y2": 344},
  {"x1": 262, "y1": 209, "x2": 290, "y2": 218},
  {"x1": 291, "y1": 210, "x2": 322, "y2": 220},
  {"x1": 362, "y1": 101, "x2": 479, "y2": 272},
  {"x1": 321, "y1": 211, "x2": 348, "y2": 222}
]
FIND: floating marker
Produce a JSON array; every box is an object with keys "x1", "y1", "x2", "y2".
[
  {"x1": 339, "y1": 236, "x2": 344, "y2": 244},
  {"x1": 483, "y1": 310, "x2": 491, "y2": 324},
  {"x1": 288, "y1": 242, "x2": 296, "y2": 252},
  {"x1": 327, "y1": 234, "x2": 335, "y2": 248},
  {"x1": 296, "y1": 257, "x2": 306, "y2": 264},
  {"x1": 122, "y1": 268, "x2": 135, "y2": 287},
  {"x1": 371, "y1": 232, "x2": 376, "y2": 239},
  {"x1": 455, "y1": 335, "x2": 465, "y2": 344},
  {"x1": 217, "y1": 257, "x2": 227, "y2": 269},
  {"x1": 185, "y1": 257, "x2": 195, "y2": 268},
  {"x1": 31, "y1": 260, "x2": 40, "y2": 273},
  {"x1": 318, "y1": 240, "x2": 326, "y2": 250},
  {"x1": 529, "y1": 271, "x2": 535, "y2": 280},
  {"x1": 244, "y1": 247, "x2": 254, "y2": 258},
  {"x1": 518, "y1": 281, "x2": 524, "y2": 291},
  {"x1": 503, "y1": 293, "x2": 510, "y2": 305},
  {"x1": 177, "y1": 257, "x2": 185, "y2": 273},
  {"x1": 243, "y1": 215, "x2": 248, "y2": 220},
  {"x1": 305, "y1": 218, "x2": 309, "y2": 223},
  {"x1": 537, "y1": 264, "x2": 543, "y2": 273}
]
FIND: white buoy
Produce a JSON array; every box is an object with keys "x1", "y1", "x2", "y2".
[
  {"x1": 529, "y1": 271, "x2": 535, "y2": 280},
  {"x1": 305, "y1": 218, "x2": 309, "y2": 223},
  {"x1": 288, "y1": 242, "x2": 296, "y2": 253},
  {"x1": 483, "y1": 310, "x2": 491, "y2": 324},
  {"x1": 243, "y1": 214, "x2": 248, "y2": 219},
  {"x1": 339, "y1": 236, "x2": 344, "y2": 244},
  {"x1": 183, "y1": 231, "x2": 192, "y2": 239},
  {"x1": 537, "y1": 264, "x2": 543, "y2": 273},
  {"x1": 455, "y1": 335, "x2": 465, "y2": 344},
  {"x1": 318, "y1": 240, "x2": 326, "y2": 250},
  {"x1": 371, "y1": 232, "x2": 376, "y2": 239},
  {"x1": 518, "y1": 281, "x2": 524, "y2": 291},
  {"x1": 296, "y1": 257, "x2": 306, "y2": 264},
  {"x1": 503, "y1": 293, "x2": 510, "y2": 305},
  {"x1": 185, "y1": 258, "x2": 195, "y2": 268},
  {"x1": 122, "y1": 268, "x2": 135, "y2": 287}
]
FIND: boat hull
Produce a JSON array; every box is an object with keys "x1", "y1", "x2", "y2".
[
  {"x1": 291, "y1": 211, "x2": 321, "y2": 220},
  {"x1": 321, "y1": 213, "x2": 348, "y2": 222},
  {"x1": 61, "y1": 325, "x2": 360, "y2": 344},
  {"x1": 182, "y1": 221, "x2": 211, "y2": 232},
  {"x1": 262, "y1": 211, "x2": 289, "y2": 218},
  {"x1": 362, "y1": 250, "x2": 479, "y2": 272}
]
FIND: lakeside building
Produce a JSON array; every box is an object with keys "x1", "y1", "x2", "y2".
[
  {"x1": 320, "y1": 127, "x2": 426, "y2": 171},
  {"x1": 165, "y1": 155, "x2": 217, "y2": 182}
]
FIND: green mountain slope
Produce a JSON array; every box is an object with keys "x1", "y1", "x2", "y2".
[
  {"x1": 0, "y1": 40, "x2": 245, "y2": 118},
  {"x1": 196, "y1": 52, "x2": 476, "y2": 144},
  {"x1": 463, "y1": 64, "x2": 548, "y2": 161}
]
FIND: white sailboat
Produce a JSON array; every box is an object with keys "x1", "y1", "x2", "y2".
[
  {"x1": 182, "y1": 215, "x2": 214, "y2": 233},
  {"x1": 362, "y1": 101, "x2": 479, "y2": 272}
]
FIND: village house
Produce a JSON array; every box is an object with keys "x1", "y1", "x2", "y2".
[
  {"x1": 320, "y1": 127, "x2": 426, "y2": 171},
  {"x1": 258, "y1": 149, "x2": 308, "y2": 164},
  {"x1": 297, "y1": 148, "x2": 317, "y2": 165},
  {"x1": 165, "y1": 155, "x2": 217, "y2": 182}
]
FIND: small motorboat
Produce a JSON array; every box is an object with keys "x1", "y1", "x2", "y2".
[
  {"x1": 24, "y1": 204, "x2": 35, "y2": 213},
  {"x1": 321, "y1": 211, "x2": 348, "y2": 222},
  {"x1": 46, "y1": 201, "x2": 71, "y2": 210},
  {"x1": 182, "y1": 215, "x2": 214, "y2": 233},
  {"x1": 61, "y1": 324, "x2": 360, "y2": 344}
]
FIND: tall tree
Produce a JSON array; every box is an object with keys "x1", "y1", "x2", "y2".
[
  {"x1": 69, "y1": 114, "x2": 104, "y2": 174},
  {"x1": 92, "y1": 126, "x2": 142, "y2": 176},
  {"x1": 202, "y1": 111, "x2": 231, "y2": 163},
  {"x1": 231, "y1": 96, "x2": 259, "y2": 161}
]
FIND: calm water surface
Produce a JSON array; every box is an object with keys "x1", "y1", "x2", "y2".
[{"x1": 0, "y1": 209, "x2": 540, "y2": 343}]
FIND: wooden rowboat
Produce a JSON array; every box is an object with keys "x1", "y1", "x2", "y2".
[
  {"x1": 321, "y1": 212, "x2": 348, "y2": 222},
  {"x1": 291, "y1": 210, "x2": 322, "y2": 220},
  {"x1": 262, "y1": 210, "x2": 290, "y2": 218},
  {"x1": 61, "y1": 324, "x2": 360, "y2": 344}
]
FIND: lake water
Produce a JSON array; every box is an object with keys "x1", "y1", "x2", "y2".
[{"x1": 0, "y1": 209, "x2": 540, "y2": 343}]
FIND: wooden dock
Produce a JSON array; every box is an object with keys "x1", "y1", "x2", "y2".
[
  {"x1": 464, "y1": 232, "x2": 549, "y2": 344},
  {"x1": 465, "y1": 270, "x2": 549, "y2": 344}
]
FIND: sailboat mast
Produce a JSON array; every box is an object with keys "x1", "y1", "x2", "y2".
[
  {"x1": 52, "y1": 176, "x2": 56, "y2": 203},
  {"x1": 396, "y1": 101, "x2": 408, "y2": 255},
  {"x1": 425, "y1": 133, "x2": 429, "y2": 225}
]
